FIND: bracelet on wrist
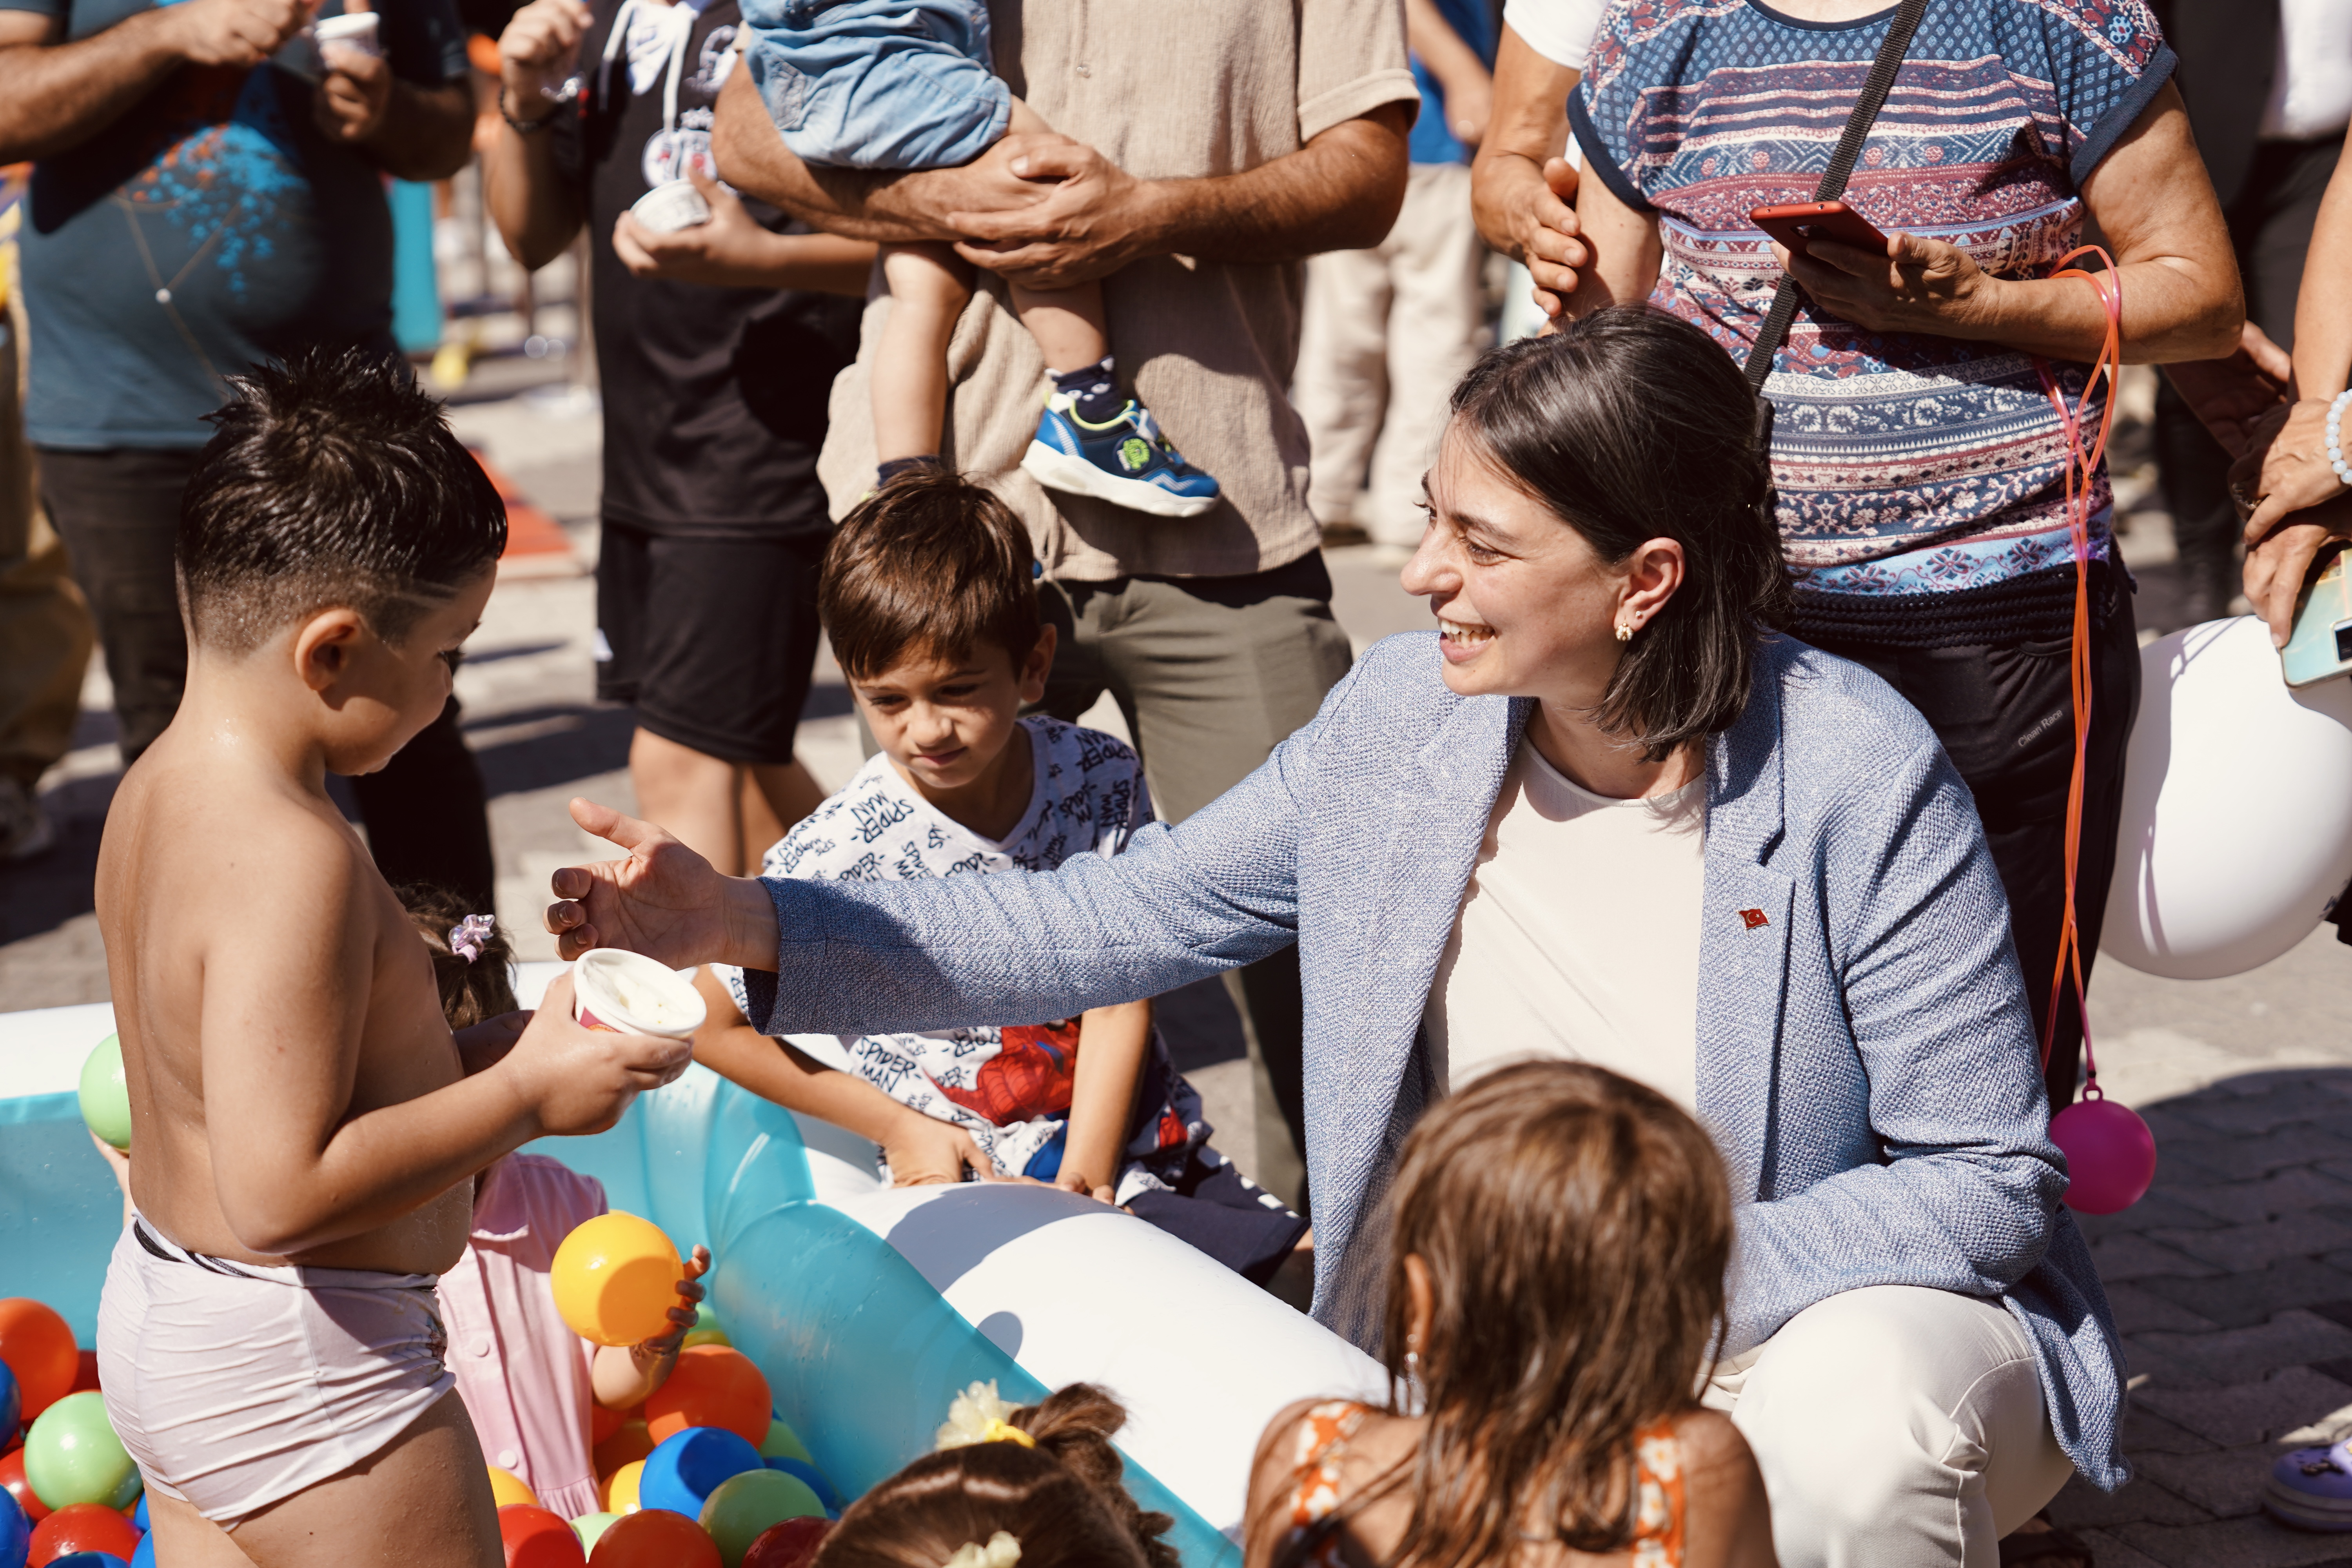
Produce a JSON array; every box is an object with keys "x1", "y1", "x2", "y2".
[
  {"x1": 499, "y1": 87, "x2": 558, "y2": 135},
  {"x1": 2327, "y1": 390, "x2": 2352, "y2": 488}
]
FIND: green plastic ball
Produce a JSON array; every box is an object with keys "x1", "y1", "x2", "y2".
[
  {"x1": 755, "y1": 1415, "x2": 811, "y2": 1466},
  {"x1": 699, "y1": 1469, "x2": 822, "y2": 1568},
  {"x1": 24, "y1": 1390, "x2": 141, "y2": 1510},
  {"x1": 79, "y1": 1034, "x2": 131, "y2": 1151},
  {"x1": 571, "y1": 1512, "x2": 622, "y2": 1552}
]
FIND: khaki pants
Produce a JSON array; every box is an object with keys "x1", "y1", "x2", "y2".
[
  {"x1": 1294, "y1": 162, "x2": 1485, "y2": 547},
  {"x1": 1036, "y1": 554, "x2": 1354, "y2": 1208},
  {"x1": 1706, "y1": 1285, "x2": 2077, "y2": 1567},
  {"x1": 0, "y1": 301, "x2": 93, "y2": 792}
]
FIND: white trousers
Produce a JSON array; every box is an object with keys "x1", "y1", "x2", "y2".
[
  {"x1": 1293, "y1": 162, "x2": 1485, "y2": 546},
  {"x1": 1704, "y1": 1285, "x2": 2077, "y2": 1568}
]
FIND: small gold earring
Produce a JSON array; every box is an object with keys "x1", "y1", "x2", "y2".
[{"x1": 1615, "y1": 619, "x2": 1633, "y2": 642}]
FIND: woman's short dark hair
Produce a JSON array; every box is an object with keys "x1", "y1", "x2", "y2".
[
  {"x1": 819, "y1": 470, "x2": 1042, "y2": 682},
  {"x1": 178, "y1": 347, "x2": 508, "y2": 652},
  {"x1": 1446, "y1": 306, "x2": 1791, "y2": 759}
]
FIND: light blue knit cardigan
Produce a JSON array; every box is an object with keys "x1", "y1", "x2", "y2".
[{"x1": 740, "y1": 632, "x2": 2128, "y2": 1489}]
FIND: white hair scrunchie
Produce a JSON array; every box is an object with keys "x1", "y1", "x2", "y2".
[{"x1": 942, "y1": 1530, "x2": 1022, "y2": 1568}]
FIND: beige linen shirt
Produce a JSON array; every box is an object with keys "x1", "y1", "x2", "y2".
[{"x1": 813, "y1": 0, "x2": 1419, "y2": 582}]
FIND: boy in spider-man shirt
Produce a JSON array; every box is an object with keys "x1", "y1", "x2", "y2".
[{"x1": 692, "y1": 470, "x2": 1307, "y2": 1286}]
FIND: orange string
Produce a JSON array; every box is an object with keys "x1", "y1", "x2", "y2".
[{"x1": 2031, "y1": 245, "x2": 2123, "y2": 1092}]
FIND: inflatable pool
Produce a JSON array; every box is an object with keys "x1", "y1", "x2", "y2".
[{"x1": 0, "y1": 964, "x2": 1387, "y2": 1565}]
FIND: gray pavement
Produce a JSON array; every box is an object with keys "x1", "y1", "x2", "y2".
[{"x1": 5, "y1": 385, "x2": 2352, "y2": 1566}]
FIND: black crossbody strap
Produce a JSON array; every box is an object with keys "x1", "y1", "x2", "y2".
[{"x1": 1742, "y1": 0, "x2": 1933, "y2": 393}]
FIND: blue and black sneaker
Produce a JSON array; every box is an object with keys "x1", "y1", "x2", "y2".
[{"x1": 1020, "y1": 392, "x2": 1220, "y2": 519}]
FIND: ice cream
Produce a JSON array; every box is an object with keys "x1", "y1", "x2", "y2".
[{"x1": 573, "y1": 948, "x2": 706, "y2": 1040}]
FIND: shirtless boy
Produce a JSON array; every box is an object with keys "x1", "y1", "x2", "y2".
[{"x1": 91, "y1": 349, "x2": 693, "y2": 1568}]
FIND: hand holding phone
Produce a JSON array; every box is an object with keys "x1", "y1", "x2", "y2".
[{"x1": 1750, "y1": 200, "x2": 1890, "y2": 255}]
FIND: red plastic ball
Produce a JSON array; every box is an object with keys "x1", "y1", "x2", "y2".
[
  {"x1": 742, "y1": 1517, "x2": 831, "y2": 1568},
  {"x1": 500, "y1": 1504, "x2": 587, "y2": 1568},
  {"x1": 0, "y1": 1447, "x2": 53, "y2": 1523},
  {"x1": 0, "y1": 1303, "x2": 78, "y2": 1421},
  {"x1": 2052, "y1": 1094, "x2": 2159, "y2": 1215},
  {"x1": 588, "y1": 1508, "x2": 720, "y2": 1568},
  {"x1": 67, "y1": 1355, "x2": 99, "y2": 1398},
  {"x1": 591, "y1": 1402, "x2": 631, "y2": 1448},
  {"x1": 29, "y1": 1501, "x2": 141, "y2": 1565},
  {"x1": 644, "y1": 1348, "x2": 770, "y2": 1446}
]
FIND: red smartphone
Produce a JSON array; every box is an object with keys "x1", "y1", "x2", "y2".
[{"x1": 1749, "y1": 200, "x2": 1890, "y2": 254}]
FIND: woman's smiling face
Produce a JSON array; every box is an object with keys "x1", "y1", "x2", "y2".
[{"x1": 1399, "y1": 427, "x2": 1633, "y2": 709}]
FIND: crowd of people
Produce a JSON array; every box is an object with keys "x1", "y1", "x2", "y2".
[{"x1": 4, "y1": 0, "x2": 2352, "y2": 1563}]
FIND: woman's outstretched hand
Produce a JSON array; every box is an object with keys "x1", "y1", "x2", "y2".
[{"x1": 544, "y1": 797, "x2": 777, "y2": 968}]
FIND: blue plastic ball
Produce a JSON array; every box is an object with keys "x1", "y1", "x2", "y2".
[
  {"x1": 131, "y1": 1533, "x2": 156, "y2": 1568},
  {"x1": 0, "y1": 1491, "x2": 27, "y2": 1568},
  {"x1": 131, "y1": 1495, "x2": 148, "y2": 1534},
  {"x1": 48, "y1": 1555, "x2": 131, "y2": 1568},
  {"x1": 0, "y1": 1360, "x2": 18, "y2": 1449},
  {"x1": 639, "y1": 1426, "x2": 762, "y2": 1519},
  {"x1": 762, "y1": 1457, "x2": 839, "y2": 1514}
]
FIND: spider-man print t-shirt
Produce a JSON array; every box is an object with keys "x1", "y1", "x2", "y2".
[
  {"x1": 8, "y1": 0, "x2": 468, "y2": 447},
  {"x1": 1572, "y1": 0, "x2": 2175, "y2": 596},
  {"x1": 719, "y1": 717, "x2": 1209, "y2": 1195}
]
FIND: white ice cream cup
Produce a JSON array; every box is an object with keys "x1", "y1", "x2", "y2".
[
  {"x1": 631, "y1": 182, "x2": 711, "y2": 234},
  {"x1": 572, "y1": 948, "x2": 706, "y2": 1040},
  {"x1": 314, "y1": 11, "x2": 381, "y2": 62}
]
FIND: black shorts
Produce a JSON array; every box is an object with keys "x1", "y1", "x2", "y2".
[{"x1": 595, "y1": 523, "x2": 825, "y2": 766}]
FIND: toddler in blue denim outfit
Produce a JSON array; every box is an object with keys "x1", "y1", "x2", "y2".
[{"x1": 737, "y1": 0, "x2": 1220, "y2": 517}]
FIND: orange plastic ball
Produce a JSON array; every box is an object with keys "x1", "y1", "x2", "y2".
[
  {"x1": 594, "y1": 1418, "x2": 654, "y2": 1480},
  {"x1": 0, "y1": 1303, "x2": 78, "y2": 1421},
  {"x1": 591, "y1": 1402, "x2": 632, "y2": 1448},
  {"x1": 644, "y1": 1348, "x2": 770, "y2": 1447},
  {"x1": 742, "y1": 1518, "x2": 831, "y2": 1568},
  {"x1": 29, "y1": 1501, "x2": 140, "y2": 1564},
  {"x1": 588, "y1": 1507, "x2": 720, "y2": 1568},
  {"x1": 500, "y1": 1504, "x2": 587, "y2": 1568}
]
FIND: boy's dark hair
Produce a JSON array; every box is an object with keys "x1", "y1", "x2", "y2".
[
  {"x1": 178, "y1": 348, "x2": 508, "y2": 653},
  {"x1": 815, "y1": 1385, "x2": 1173, "y2": 1568},
  {"x1": 819, "y1": 470, "x2": 1042, "y2": 682},
  {"x1": 397, "y1": 884, "x2": 518, "y2": 1031}
]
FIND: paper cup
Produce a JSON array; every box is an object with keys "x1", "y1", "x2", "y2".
[
  {"x1": 314, "y1": 12, "x2": 381, "y2": 61},
  {"x1": 572, "y1": 949, "x2": 706, "y2": 1040},
  {"x1": 631, "y1": 182, "x2": 711, "y2": 235}
]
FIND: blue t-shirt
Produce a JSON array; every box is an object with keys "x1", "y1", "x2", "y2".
[
  {"x1": 1573, "y1": 0, "x2": 2173, "y2": 597},
  {"x1": 1408, "y1": 0, "x2": 1497, "y2": 167},
  {"x1": 7, "y1": 0, "x2": 468, "y2": 448}
]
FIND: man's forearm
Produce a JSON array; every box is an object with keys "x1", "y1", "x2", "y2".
[
  {"x1": 0, "y1": 14, "x2": 190, "y2": 163},
  {"x1": 711, "y1": 67, "x2": 976, "y2": 243},
  {"x1": 361, "y1": 80, "x2": 473, "y2": 183},
  {"x1": 1137, "y1": 104, "x2": 1412, "y2": 265}
]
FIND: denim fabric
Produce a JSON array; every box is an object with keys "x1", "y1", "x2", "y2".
[
  {"x1": 740, "y1": 633, "x2": 2130, "y2": 1490},
  {"x1": 737, "y1": 0, "x2": 1009, "y2": 169}
]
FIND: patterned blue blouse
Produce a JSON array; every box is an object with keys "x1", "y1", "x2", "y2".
[{"x1": 1572, "y1": 0, "x2": 2176, "y2": 597}]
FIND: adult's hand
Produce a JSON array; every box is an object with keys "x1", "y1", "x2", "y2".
[
  {"x1": 313, "y1": 45, "x2": 392, "y2": 144},
  {"x1": 2163, "y1": 321, "x2": 2296, "y2": 461},
  {"x1": 1780, "y1": 230, "x2": 1996, "y2": 338},
  {"x1": 610, "y1": 167, "x2": 775, "y2": 285},
  {"x1": 2244, "y1": 496, "x2": 2352, "y2": 647},
  {"x1": 944, "y1": 134, "x2": 1161, "y2": 290},
  {"x1": 1469, "y1": 25, "x2": 1586, "y2": 317},
  {"x1": 497, "y1": 0, "x2": 590, "y2": 117},
  {"x1": 161, "y1": 0, "x2": 305, "y2": 68},
  {"x1": 545, "y1": 797, "x2": 773, "y2": 968},
  {"x1": 2234, "y1": 397, "x2": 2349, "y2": 544}
]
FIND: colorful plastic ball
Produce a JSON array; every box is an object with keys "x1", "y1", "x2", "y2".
[
  {"x1": 499, "y1": 1504, "x2": 586, "y2": 1568},
  {"x1": 646, "y1": 1348, "x2": 769, "y2": 1446},
  {"x1": 2052, "y1": 1093, "x2": 2160, "y2": 1215},
  {"x1": 760, "y1": 1460, "x2": 836, "y2": 1515},
  {"x1": 0, "y1": 1491, "x2": 27, "y2": 1568},
  {"x1": 679, "y1": 1311, "x2": 730, "y2": 1351},
  {"x1": 27, "y1": 1503, "x2": 140, "y2": 1566},
  {"x1": 639, "y1": 1428, "x2": 762, "y2": 1520},
  {"x1": 550, "y1": 1215, "x2": 682, "y2": 1348},
  {"x1": 488, "y1": 1467, "x2": 539, "y2": 1510},
  {"x1": 44, "y1": 1556, "x2": 129, "y2": 1568},
  {"x1": 591, "y1": 1404, "x2": 629, "y2": 1448},
  {"x1": 699, "y1": 1470, "x2": 821, "y2": 1568},
  {"x1": 129, "y1": 1539, "x2": 154, "y2": 1568},
  {"x1": 78, "y1": 1038, "x2": 131, "y2": 1153},
  {"x1": 0, "y1": 1305, "x2": 77, "y2": 1422},
  {"x1": 602, "y1": 1462, "x2": 644, "y2": 1515},
  {"x1": 571, "y1": 1513, "x2": 622, "y2": 1553},
  {"x1": 593, "y1": 1419, "x2": 653, "y2": 1479},
  {"x1": 742, "y1": 1518, "x2": 830, "y2": 1568},
  {"x1": 587, "y1": 1508, "x2": 720, "y2": 1568},
  {"x1": 125, "y1": 1501, "x2": 141, "y2": 1537},
  {"x1": 24, "y1": 1394, "x2": 138, "y2": 1512},
  {"x1": 754, "y1": 1417, "x2": 810, "y2": 1467},
  {"x1": 0, "y1": 1362, "x2": 20, "y2": 1450},
  {"x1": 1, "y1": 1450, "x2": 52, "y2": 1523},
  {"x1": 63, "y1": 1365, "x2": 93, "y2": 1403}
]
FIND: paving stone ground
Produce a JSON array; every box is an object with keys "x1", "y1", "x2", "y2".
[{"x1": 5, "y1": 381, "x2": 2352, "y2": 1566}]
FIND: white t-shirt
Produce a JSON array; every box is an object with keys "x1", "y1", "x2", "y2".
[
  {"x1": 1422, "y1": 737, "x2": 1707, "y2": 1112},
  {"x1": 2263, "y1": 0, "x2": 2352, "y2": 141},
  {"x1": 1502, "y1": 0, "x2": 1611, "y2": 72}
]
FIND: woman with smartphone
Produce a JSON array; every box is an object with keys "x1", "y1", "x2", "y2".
[{"x1": 1558, "y1": 0, "x2": 2240, "y2": 1153}]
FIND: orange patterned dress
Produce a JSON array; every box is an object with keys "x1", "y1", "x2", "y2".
[{"x1": 1285, "y1": 1401, "x2": 1687, "y2": 1567}]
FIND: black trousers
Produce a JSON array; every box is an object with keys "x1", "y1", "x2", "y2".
[
  {"x1": 39, "y1": 446, "x2": 496, "y2": 908},
  {"x1": 1800, "y1": 562, "x2": 2141, "y2": 1113},
  {"x1": 2155, "y1": 132, "x2": 2343, "y2": 625}
]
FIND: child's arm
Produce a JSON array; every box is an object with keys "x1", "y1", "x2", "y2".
[
  {"x1": 1675, "y1": 1410, "x2": 1779, "y2": 1568},
  {"x1": 690, "y1": 967, "x2": 998, "y2": 1187},
  {"x1": 1405, "y1": 0, "x2": 1493, "y2": 149},
  {"x1": 591, "y1": 1245, "x2": 710, "y2": 1408},
  {"x1": 196, "y1": 856, "x2": 690, "y2": 1257},
  {"x1": 1059, "y1": 1000, "x2": 1151, "y2": 1203}
]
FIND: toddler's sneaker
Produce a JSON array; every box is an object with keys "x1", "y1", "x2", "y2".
[
  {"x1": 1020, "y1": 394, "x2": 1220, "y2": 519},
  {"x1": 2266, "y1": 1442, "x2": 2352, "y2": 1530}
]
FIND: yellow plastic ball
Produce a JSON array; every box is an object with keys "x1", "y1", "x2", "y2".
[
  {"x1": 603, "y1": 1459, "x2": 645, "y2": 1514},
  {"x1": 550, "y1": 1212, "x2": 683, "y2": 1347},
  {"x1": 487, "y1": 1466, "x2": 538, "y2": 1508}
]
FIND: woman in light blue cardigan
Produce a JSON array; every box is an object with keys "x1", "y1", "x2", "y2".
[{"x1": 547, "y1": 309, "x2": 2125, "y2": 1566}]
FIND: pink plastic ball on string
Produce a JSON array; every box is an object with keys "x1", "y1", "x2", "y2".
[{"x1": 2050, "y1": 1090, "x2": 2157, "y2": 1215}]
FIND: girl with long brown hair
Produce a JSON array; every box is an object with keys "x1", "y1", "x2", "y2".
[{"x1": 1243, "y1": 1063, "x2": 1775, "y2": 1568}]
